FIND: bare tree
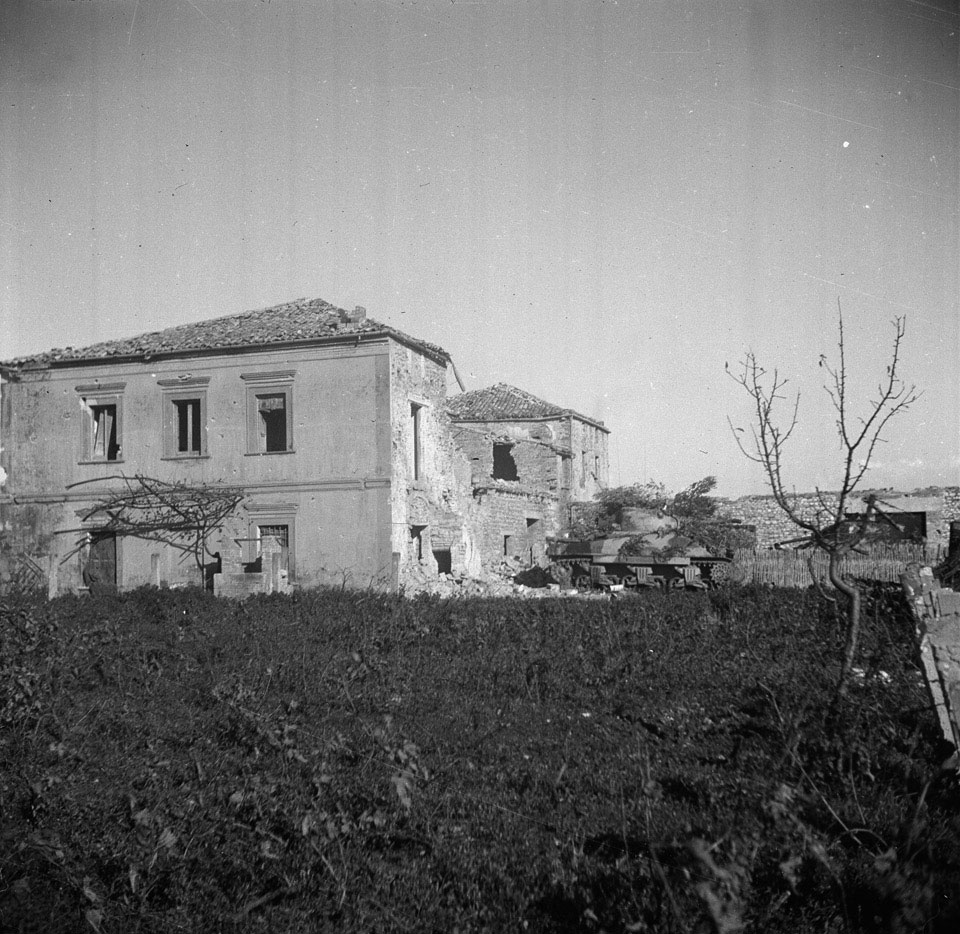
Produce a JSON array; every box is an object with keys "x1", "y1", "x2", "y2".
[
  {"x1": 65, "y1": 474, "x2": 245, "y2": 580},
  {"x1": 729, "y1": 301, "x2": 919, "y2": 693}
]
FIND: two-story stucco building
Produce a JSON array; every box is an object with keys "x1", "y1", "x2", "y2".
[{"x1": 0, "y1": 297, "x2": 609, "y2": 594}]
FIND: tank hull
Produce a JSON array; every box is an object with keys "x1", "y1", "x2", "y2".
[{"x1": 547, "y1": 524, "x2": 731, "y2": 591}]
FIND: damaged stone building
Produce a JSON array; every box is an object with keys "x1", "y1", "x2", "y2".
[
  {"x1": 447, "y1": 383, "x2": 609, "y2": 568},
  {"x1": 0, "y1": 297, "x2": 609, "y2": 595}
]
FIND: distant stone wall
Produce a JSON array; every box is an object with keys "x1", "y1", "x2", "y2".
[
  {"x1": 718, "y1": 493, "x2": 840, "y2": 547},
  {"x1": 720, "y1": 488, "x2": 960, "y2": 549}
]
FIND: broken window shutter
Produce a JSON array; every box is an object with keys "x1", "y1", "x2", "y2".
[
  {"x1": 92, "y1": 412, "x2": 105, "y2": 457},
  {"x1": 94, "y1": 408, "x2": 113, "y2": 458}
]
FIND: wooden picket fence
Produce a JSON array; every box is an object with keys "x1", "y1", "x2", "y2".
[{"x1": 731, "y1": 544, "x2": 943, "y2": 588}]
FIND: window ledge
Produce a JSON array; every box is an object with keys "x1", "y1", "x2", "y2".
[
  {"x1": 244, "y1": 450, "x2": 296, "y2": 457},
  {"x1": 77, "y1": 459, "x2": 125, "y2": 466},
  {"x1": 161, "y1": 454, "x2": 211, "y2": 461}
]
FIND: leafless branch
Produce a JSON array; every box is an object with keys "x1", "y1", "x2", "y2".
[{"x1": 64, "y1": 474, "x2": 244, "y2": 571}]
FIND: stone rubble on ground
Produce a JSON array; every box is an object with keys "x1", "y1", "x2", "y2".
[{"x1": 400, "y1": 557, "x2": 626, "y2": 600}]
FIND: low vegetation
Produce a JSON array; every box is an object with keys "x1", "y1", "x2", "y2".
[{"x1": 2, "y1": 584, "x2": 958, "y2": 932}]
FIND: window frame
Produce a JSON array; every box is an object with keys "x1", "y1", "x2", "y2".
[
  {"x1": 244, "y1": 503, "x2": 297, "y2": 579},
  {"x1": 76, "y1": 383, "x2": 126, "y2": 464},
  {"x1": 159, "y1": 377, "x2": 210, "y2": 459},
  {"x1": 410, "y1": 402, "x2": 424, "y2": 481},
  {"x1": 241, "y1": 371, "x2": 296, "y2": 455},
  {"x1": 77, "y1": 525, "x2": 122, "y2": 592}
]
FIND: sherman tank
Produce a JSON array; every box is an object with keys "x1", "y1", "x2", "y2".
[{"x1": 546, "y1": 508, "x2": 732, "y2": 591}]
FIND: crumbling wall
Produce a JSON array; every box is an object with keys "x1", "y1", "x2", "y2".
[
  {"x1": 452, "y1": 425, "x2": 562, "y2": 493},
  {"x1": 390, "y1": 346, "x2": 481, "y2": 584},
  {"x1": 1, "y1": 374, "x2": 68, "y2": 590},
  {"x1": 568, "y1": 418, "x2": 609, "y2": 500},
  {"x1": 512, "y1": 440, "x2": 561, "y2": 492},
  {"x1": 901, "y1": 565, "x2": 960, "y2": 772},
  {"x1": 449, "y1": 423, "x2": 570, "y2": 570},
  {"x1": 465, "y1": 486, "x2": 558, "y2": 571},
  {"x1": 214, "y1": 527, "x2": 292, "y2": 598},
  {"x1": 0, "y1": 501, "x2": 68, "y2": 592}
]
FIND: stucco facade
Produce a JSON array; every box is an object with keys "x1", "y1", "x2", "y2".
[
  {"x1": 0, "y1": 299, "x2": 609, "y2": 593},
  {"x1": 1, "y1": 338, "x2": 402, "y2": 591},
  {"x1": 1, "y1": 300, "x2": 449, "y2": 592}
]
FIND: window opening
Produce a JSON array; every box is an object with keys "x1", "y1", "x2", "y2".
[
  {"x1": 433, "y1": 549, "x2": 452, "y2": 575},
  {"x1": 258, "y1": 394, "x2": 288, "y2": 452},
  {"x1": 580, "y1": 450, "x2": 588, "y2": 486},
  {"x1": 159, "y1": 378, "x2": 208, "y2": 459},
  {"x1": 560, "y1": 453, "x2": 572, "y2": 492},
  {"x1": 77, "y1": 383, "x2": 125, "y2": 463},
  {"x1": 410, "y1": 525, "x2": 427, "y2": 561},
  {"x1": 174, "y1": 399, "x2": 203, "y2": 454},
  {"x1": 526, "y1": 518, "x2": 541, "y2": 564},
  {"x1": 503, "y1": 534, "x2": 514, "y2": 557},
  {"x1": 492, "y1": 443, "x2": 519, "y2": 481},
  {"x1": 242, "y1": 372, "x2": 294, "y2": 455},
  {"x1": 91, "y1": 404, "x2": 120, "y2": 461},
  {"x1": 83, "y1": 532, "x2": 118, "y2": 593},
  {"x1": 254, "y1": 524, "x2": 290, "y2": 572},
  {"x1": 410, "y1": 403, "x2": 423, "y2": 480}
]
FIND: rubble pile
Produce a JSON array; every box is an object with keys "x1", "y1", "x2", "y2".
[
  {"x1": 401, "y1": 557, "x2": 636, "y2": 600},
  {"x1": 400, "y1": 556, "x2": 564, "y2": 599}
]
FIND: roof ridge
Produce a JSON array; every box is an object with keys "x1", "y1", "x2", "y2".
[{"x1": 446, "y1": 381, "x2": 607, "y2": 431}]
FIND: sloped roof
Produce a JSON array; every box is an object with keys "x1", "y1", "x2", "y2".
[
  {"x1": 447, "y1": 382, "x2": 608, "y2": 431},
  {"x1": 1, "y1": 297, "x2": 450, "y2": 371}
]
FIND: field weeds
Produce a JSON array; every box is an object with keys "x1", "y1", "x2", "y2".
[{"x1": 1, "y1": 584, "x2": 958, "y2": 932}]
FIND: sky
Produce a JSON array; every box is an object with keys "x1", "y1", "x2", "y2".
[{"x1": 1, "y1": 0, "x2": 958, "y2": 498}]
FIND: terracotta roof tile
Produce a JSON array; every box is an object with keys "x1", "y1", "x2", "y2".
[
  {"x1": 2, "y1": 297, "x2": 449, "y2": 369},
  {"x1": 447, "y1": 382, "x2": 607, "y2": 430}
]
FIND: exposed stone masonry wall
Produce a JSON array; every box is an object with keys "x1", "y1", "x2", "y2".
[
  {"x1": 449, "y1": 423, "x2": 562, "y2": 571},
  {"x1": 467, "y1": 487, "x2": 557, "y2": 570},
  {"x1": 717, "y1": 493, "x2": 841, "y2": 547},
  {"x1": 452, "y1": 425, "x2": 561, "y2": 494},
  {"x1": 390, "y1": 347, "x2": 480, "y2": 582},
  {"x1": 720, "y1": 488, "x2": 960, "y2": 549}
]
